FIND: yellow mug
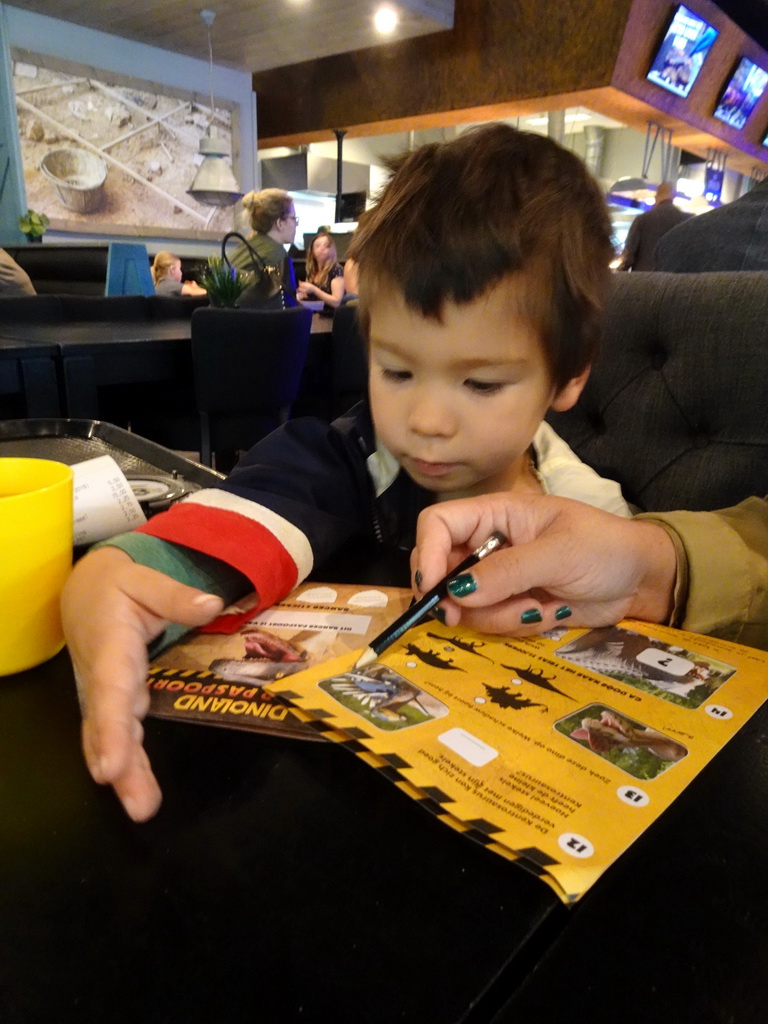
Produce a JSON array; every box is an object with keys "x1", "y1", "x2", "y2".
[{"x1": 0, "y1": 458, "x2": 74, "y2": 676}]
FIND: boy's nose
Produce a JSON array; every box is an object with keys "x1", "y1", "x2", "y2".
[{"x1": 407, "y1": 389, "x2": 456, "y2": 438}]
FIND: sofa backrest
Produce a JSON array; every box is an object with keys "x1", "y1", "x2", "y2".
[
  {"x1": 5, "y1": 245, "x2": 109, "y2": 295},
  {"x1": 0, "y1": 294, "x2": 64, "y2": 322},
  {"x1": 4, "y1": 245, "x2": 208, "y2": 297},
  {"x1": 547, "y1": 271, "x2": 768, "y2": 512}
]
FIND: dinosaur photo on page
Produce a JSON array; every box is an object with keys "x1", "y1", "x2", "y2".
[
  {"x1": 555, "y1": 625, "x2": 736, "y2": 709},
  {"x1": 556, "y1": 704, "x2": 688, "y2": 780},
  {"x1": 320, "y1": 663, "x2": 449, "y2": 731}
]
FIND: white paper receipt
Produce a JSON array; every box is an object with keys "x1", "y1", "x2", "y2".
[
  {"x1": 438, "y1": 727, "x2": 498, "y2": 767},
  {"x1": 72, "y1": 455, "x2": 147, "y2": 545}
]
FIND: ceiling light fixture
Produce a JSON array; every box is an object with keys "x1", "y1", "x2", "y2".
[
  {"x1": 187, "y1": 9, "x2": 243, "y2": 208},
  {"x1": 374, "y1": 5, "x2": 399, "y2": 35}
]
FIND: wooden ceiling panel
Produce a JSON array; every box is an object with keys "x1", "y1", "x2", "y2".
[
  {"x1": 7, "y1": 0, "x2": 456, "y2": 71},
  {"x1": 252, "y1": 0, "x2": 634, "y2": 140}
]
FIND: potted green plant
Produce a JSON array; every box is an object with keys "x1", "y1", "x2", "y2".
[
  {"x1": 197, "y1": 256, "x2": 253, "y2": 308},
  {"x1": 18, "y1": 208, "x2": 50, "y2": 243}
]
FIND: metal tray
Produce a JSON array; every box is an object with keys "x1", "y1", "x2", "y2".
[{"x1": 0, "y1": 419, "x2": 223, "y2": 514}]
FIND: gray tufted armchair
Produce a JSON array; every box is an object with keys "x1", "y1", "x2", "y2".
[{"x1": 547, "y1": 271, "x2": 768, "y2": 512}]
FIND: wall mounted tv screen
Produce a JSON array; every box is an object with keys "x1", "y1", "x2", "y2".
[
  {"x1": 714, "y1": 57, "x2": 768, "y2": 130},
  {"x1": 646, "y1": 5, "x2": 718, "y2": 98}
]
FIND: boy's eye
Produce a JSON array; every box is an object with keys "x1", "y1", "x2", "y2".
[
  {"x1": 465, "y1": 379, "x2": 506, "y2": 395},
  {"x1": 381, "y1": 368, "x2": 412, "y2": 382}
]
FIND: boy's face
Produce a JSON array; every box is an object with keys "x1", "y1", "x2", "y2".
[{"x1": 367, "y1": 279, "x2": 586, "y2": 498}]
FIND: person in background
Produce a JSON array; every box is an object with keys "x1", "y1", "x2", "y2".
[
  {"x1": 342, "y1": 255, "x2": 359, "y2": 301},
  {"x1": 0, "y1": 247, "x2": 36, "y2": 296},
  {"x1": 412, "y1": 492, "x2": 768, "y2": 651},
  {"x1": 655, "y1": 176, "x2": 768, "y2": 272},
  {"x1": 230, "y1": 188, "x2": 298, "y2": 305},
  {"x1": 297, "y1": 230, "x2": 345, "y2": 312},
  {"x1": 150, "y1": 251, "x2": 206, "y2": 297},
  {"x1": 616, "y1": 181, "x2": 692, "y2": 272},
  {"x1": 62, "y1": 122, "x2": 632, "y2": 822}
]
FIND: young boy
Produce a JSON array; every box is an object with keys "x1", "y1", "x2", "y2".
[{"x1": 62, "y1": 123, "x2": 630, "y2": 822}]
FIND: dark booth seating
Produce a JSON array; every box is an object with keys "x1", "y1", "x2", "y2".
[
  {"x1": 0, "y1": 293, "x2": 207, "y2": 326},
  {"x1": 2, "y1": 244, "x2": 206, "y2": 296},
  {"x1": 0, "y1": 291, "x2": 206, "y2": 424},
  {"x1": 0, "y1": 294, "x2": 64, "y2": 322},
  {"x1": 547, "y1": 271, "x2": 768, "y2": 512},
  {"x1": 3, "y1": 244, "x2": 111, "y2": 295}
]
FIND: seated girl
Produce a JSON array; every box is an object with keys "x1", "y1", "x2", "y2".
[
  {"x1": 297, "y1": 231, "x2": 345, "y2": 312},
  {"x1": 151, "y1": 251, "x2": 207, "y2": 297}
]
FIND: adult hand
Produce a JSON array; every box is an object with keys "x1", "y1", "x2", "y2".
[
  {"x1": 61, "y1": 547, "x2": 223, "y2": 821},
  {"x1": 413, "y1": 493, "x2": 677, "y2": 636}
]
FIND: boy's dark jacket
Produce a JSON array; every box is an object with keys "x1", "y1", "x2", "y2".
[{"x1": 220, "y1": 400, "x2": 432, "y2": 561}]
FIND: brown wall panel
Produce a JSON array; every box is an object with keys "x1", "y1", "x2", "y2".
[{"x1": 253, "y1": 0, "x2": 634, "y2": 144}]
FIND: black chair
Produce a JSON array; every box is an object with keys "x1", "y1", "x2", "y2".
[
  {"x1": 329, "y1": 302, "x2": 368, "y2": 419},
  {"x1": 191, "y1": 305, "x2": 313, "y2": 467}
]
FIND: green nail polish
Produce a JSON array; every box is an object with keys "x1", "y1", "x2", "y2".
[
  {"x1": 520, "y1": 608, "x2": 542, "y2": 624},
  {"x1": 415, "y1": 570, "x2": 423, "y2": 590},
  {"x1": 555, "y1": 605, "x2": 572, "y2": 620},
  {"x1": 432, "y1": 606, "x2": 446, "y2": 625},
  {"x1": 447, "y1": 573, "x2": 477, "y2": 598}
]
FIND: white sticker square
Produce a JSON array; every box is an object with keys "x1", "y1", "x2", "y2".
[{"x1": 438, "y1": 727, "x2": 498, "y2": 767}]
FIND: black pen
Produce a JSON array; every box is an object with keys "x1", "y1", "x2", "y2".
[{"x1": 354, "y1": 531, "x2": 507, "y2": 670}]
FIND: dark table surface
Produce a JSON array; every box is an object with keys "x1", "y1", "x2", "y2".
[
  {"x1": 0, "y1": 313, "x2": 331, "y2": 345},
  {"x1": 490, "y1": 698, "x2": 768, "y2": 1024},
  {"x1": 0, "y1": 647, "x2": 562, "y2": 1024},
  {"x1": 4, "y1": 504, "x2": 768, "y2": 1024},
  {"x1": 0, "y1": 317, "x2": 332, "y2": 422},
  {"x1": 0, "y1": 337, "x2": 60, "y2": 416},
  {"x1": 5, "y1": 586, "x2": 768, "y2": 1023},
  {"x1": 0, "y1": 318, "x2": 193, "y2": 346}
]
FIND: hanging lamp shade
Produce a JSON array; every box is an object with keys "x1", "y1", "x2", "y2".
[
  {"x1": 608, "y1": 175, "x2": 650, "y2": 195},
  {"x1": 186, "y1": 10, "x2": 243, "y2": 208},
  {"x1": 188, "y1": 134, "x2": 243, "y2": 208}
]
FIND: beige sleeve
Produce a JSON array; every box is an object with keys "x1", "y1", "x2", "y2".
[{"x1": 637, "y1": 497, "x2": 768, "y2": 650}]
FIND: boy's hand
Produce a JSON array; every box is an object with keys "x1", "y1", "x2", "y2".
[
  {"x1": 413, "y1": 494, "x2": 676, "y2": 635},
  {"x1": 61, "y1": 548, "x2": 224, "y2": 821}
]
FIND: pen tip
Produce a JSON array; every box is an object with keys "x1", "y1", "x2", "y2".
[{"x1": 355, "y1": 647, "x2": 376, "y2": 671}]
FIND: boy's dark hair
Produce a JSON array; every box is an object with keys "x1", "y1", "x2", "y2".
[{"x1": 348, "y1": 123, "x2": 614, "y2": 390}]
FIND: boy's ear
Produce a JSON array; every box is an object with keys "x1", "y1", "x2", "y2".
[{"x1": 550, "y1": 365, "x2": 590, "y2": 412}]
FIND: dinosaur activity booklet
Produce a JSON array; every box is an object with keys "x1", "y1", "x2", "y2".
[
  {"x1": 148, "y1": 582, "x2": 768, "y2": 903},
  {"x1": 147, "y1": 583, "x2": 413, "y2": 740}
]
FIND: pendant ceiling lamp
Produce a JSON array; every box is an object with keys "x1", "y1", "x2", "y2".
[{"x1": 187, "y1": 9, "x2": 243, "y2": 207}]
